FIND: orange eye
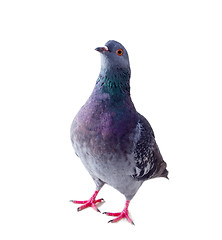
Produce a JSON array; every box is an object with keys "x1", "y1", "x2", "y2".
[{"x1": 116, "y1": 49, "x2": 123, "y2": 56}]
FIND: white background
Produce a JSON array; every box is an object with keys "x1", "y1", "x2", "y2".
[{"x1": 0, "y1": 0, "x2": 222, "y2": 239}]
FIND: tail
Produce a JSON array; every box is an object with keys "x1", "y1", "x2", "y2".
[
  {"x1": 150, "y1": 141, "x2": 169, "y2": 180},
  {"x1": 151, "y1": 161, "x2": 169, "y2": 180},
  {"x1": 160, "y1": 166, "x2": 169, "y2": 179}
]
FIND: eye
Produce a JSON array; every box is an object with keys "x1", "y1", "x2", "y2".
[{"x1": 116, "y1": 49, "x2": 123, "y2": 56}]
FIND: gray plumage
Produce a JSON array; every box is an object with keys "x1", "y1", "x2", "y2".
[{"x1": 71, "y1": 40, "x2": 168, "y2": 203}]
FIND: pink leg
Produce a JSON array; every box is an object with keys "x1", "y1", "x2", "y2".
[
  {"x1": 70, "y1": 190, "x2": 104, "y2": 212},
  {"x1": 103, "y1": 200, "x2": 134, "y2": 225}
]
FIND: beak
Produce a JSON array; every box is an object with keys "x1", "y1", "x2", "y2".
[{"x1": 95, "y1": 46, "x2": 109, "y2": 53}]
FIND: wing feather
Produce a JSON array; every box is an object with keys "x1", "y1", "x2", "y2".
[{"x1": 131, "y1": 114, "x2": 168, "y2": 181}]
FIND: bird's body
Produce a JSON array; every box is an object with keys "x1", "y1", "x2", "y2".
[{"x1": 70, "y1": 40, "x2": 168, "y2": 224}]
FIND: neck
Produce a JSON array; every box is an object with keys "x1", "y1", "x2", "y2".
[{"x1": 96, "y1": 67, "x2": 131, "y2": 99}]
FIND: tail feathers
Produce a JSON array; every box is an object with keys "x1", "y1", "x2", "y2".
[
  {"x1": 161, "y1": 168, "x2": 169, "y2": 179},
  {"x1": 151, "y1": 161, "x2": 169, "y2": 180}
]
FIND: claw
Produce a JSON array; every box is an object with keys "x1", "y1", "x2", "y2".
[
  {"x1": 103, "y1": 212, "x2": 121, "y2": 216},
  {"x1": 71, "y1": 190, "x2": 104, "y2": 213},
  {"x1": 97, "y1": 208, "x2": 101, "y2": 213},
  {"x1": 104, "y1": 200, "x2": 134, "y2": 225}
]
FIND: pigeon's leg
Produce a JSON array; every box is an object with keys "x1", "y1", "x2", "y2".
[
  {"x1": 70, "y1": 190, "x2": 104, "y2": 212},
  {"x1": 103, "y1": 200, "x2": 134, "y2": 225}
]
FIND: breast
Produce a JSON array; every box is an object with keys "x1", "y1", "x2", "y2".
[{"x1": 71, "y1": 97, "x2": 138, "y2": 161}]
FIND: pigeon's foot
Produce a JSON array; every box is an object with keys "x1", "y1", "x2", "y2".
[
  {"x1": 103, "y1": 200, "x2": 134, "y2": 225},
  {"x1": 70, "y1": 190, "x2": 104, "y2": 212}
]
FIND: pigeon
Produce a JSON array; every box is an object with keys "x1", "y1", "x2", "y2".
[{"x1": 70, "y1": 40, "x2": 168, "y2": 224}]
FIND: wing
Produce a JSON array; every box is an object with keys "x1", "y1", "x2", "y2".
[{"x1": 131, "y1": 114, "x2": 168, "y2": 181}]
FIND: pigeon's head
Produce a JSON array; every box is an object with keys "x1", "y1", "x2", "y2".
[{"x1": 95, "y1": 40, "x2": 130, "y2": 74}]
